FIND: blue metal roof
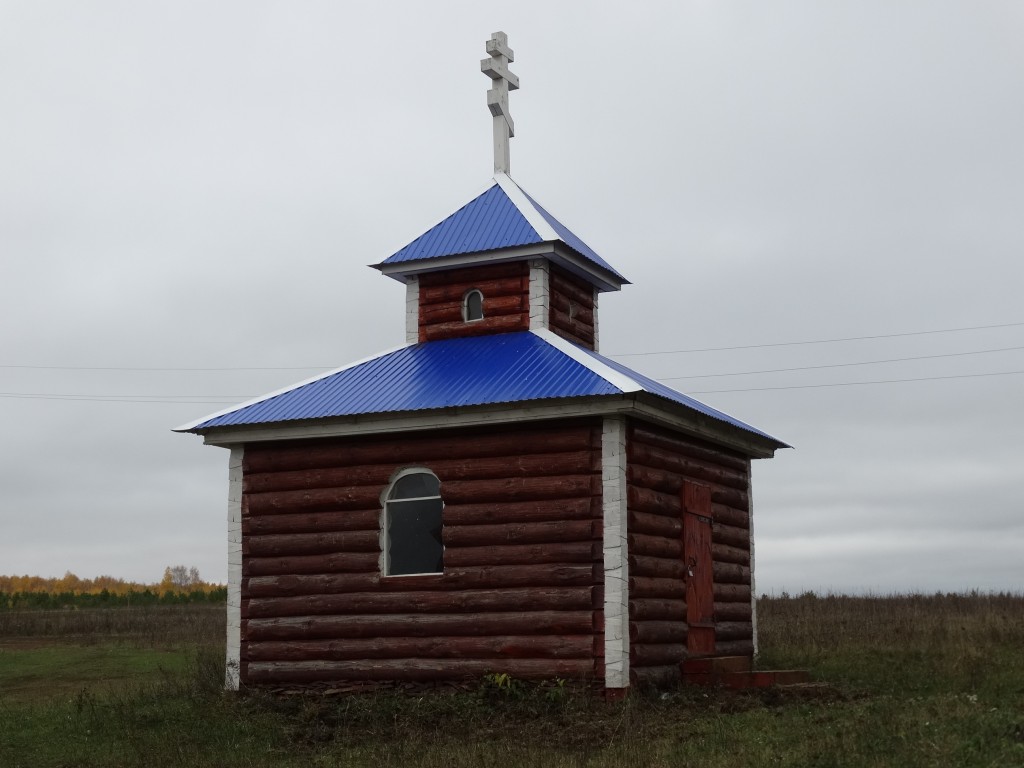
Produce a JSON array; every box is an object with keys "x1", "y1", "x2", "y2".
[
  {"x1": 179, "y1": 331, "x2": 786, "y2": 448},
  {"x1": 384, "y1": 184, "x2": 542, "y2": 263},
  {"x1": 378, "y1": 176, "x2": 627, "y2": 284},
  {"x1": 518, "y1": 187, "x2": 624, "y2": 280}
]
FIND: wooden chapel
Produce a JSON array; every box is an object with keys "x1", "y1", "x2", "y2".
[{"x1": 177, "y1": 32, "x2": 788, "y2": 694}]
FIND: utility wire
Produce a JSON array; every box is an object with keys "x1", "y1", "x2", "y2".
[
  {"x1": 686, "y1": 369, "x2": 1024, "y2": 394},
  {"x1": 3, "y1": 321, "x2": 1021, "y2": 371},
  {"x1": 660, "y1": 345, "x2": 1024, "y2": 381},
  {"x1": 608, "y1": 321, "x2": 1024, "y2": 358}
]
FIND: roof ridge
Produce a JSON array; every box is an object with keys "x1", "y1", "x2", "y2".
[{"x1": 529, "y1": 329, "x2": 642, "y2": 394}]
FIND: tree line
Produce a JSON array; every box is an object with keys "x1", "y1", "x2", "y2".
[{"x1": 0, "y1": 567, "x2": 226, "y2": 610}]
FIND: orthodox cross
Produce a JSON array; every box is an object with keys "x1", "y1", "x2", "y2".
[{"x1": 481, "y1": 31, "x2": 519, "y2": 175}]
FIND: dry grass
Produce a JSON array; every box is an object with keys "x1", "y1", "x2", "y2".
[{"x1": 0, "y1": 604, "x2": 225, "y2": 646}]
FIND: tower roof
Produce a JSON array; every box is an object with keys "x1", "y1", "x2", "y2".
[{"x1": 373, "y1": 173, "x2": 629, "y2": 292}]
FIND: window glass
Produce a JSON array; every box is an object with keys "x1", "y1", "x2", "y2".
[
  {"x1": 385, "y1": 470, "x2": 443, "y2": 576},
  {"x1": 463, "y1": 289, "x2": 484, "y2": 322}
]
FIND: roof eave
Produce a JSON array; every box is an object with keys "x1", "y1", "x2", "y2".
[
  {"x1": 189, "y1": 391, "x2": 786, "y2": 459},
  {"x1": 371, "y1": 242, "x2": 627, "y2": 293}
]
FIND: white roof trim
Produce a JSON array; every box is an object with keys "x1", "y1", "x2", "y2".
[
  {"x1": 492, "y1": 172, "x2": 558, "y2": 242},
  {"x1": 172, "y1": 341, "x2": 414, "y2": 432},
  {"x1": 531, "y1": 328, "x2": 642, "y2": 394}
]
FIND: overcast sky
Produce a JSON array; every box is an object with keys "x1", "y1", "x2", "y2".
[{"x1": 2, "y1": 1, "x2": 1022, "y2": 594}]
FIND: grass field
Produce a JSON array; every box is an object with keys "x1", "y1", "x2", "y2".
[{"x1": 1, "y1": 594, "x2": 1022, "y2": 767}]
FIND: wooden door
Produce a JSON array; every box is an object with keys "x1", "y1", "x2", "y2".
[{"x1": 683, "y1": 481, "x2": 715, "y2": 656}]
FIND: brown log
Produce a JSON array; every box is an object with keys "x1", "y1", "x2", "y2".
[
  {"x1": 630, "y1": 425, "x2": 748, "y2": 472},
  {"x1": 242, "y1": 424, "x2": 596, "y2": 474},
  {"x1": 628, "y1": 555, "x2": 685, "y2": 580},
  {"x1": 443, "y1": 519, "x2": 598, "y2": 548},
  {"x1": 712, "y1": 542, "x2": 750, "y2": 567},
  {"x1": 629, "y1": 598, "x2": 686, "y2": 621},
  {"x1": 418, "y1": 261, "x2": 527, "y2": 286},
  {"x1": 244, "y1": 657, "x2": 595, "y2": 684},
  {"x1": 715, "y1": 621, "x2": 752, "y2": 642},
  {"x1": 712, "y1": 487, "x2": 750, "y2": 511},
  {"x1": 245, "y1": 610, "x2": 596, "y2": 641},
  {"x1": 711, "y1": 504, "x2": 749, "y2": 529},
  {"x1": 627, "y1": 446, "x2": 748, "y2": 492},
  {"x1": 245, "y1": 530, "x2": 380, "y2": 557},
  {"x1": 713, "y1": 562, "x2": 751, "y2": 585},
  {"x1": 422, "y1": 314, "x2": 527, "y2": 341},
  {"x1": 714, "y1": 639, "x2": 754, "y2": 657},
  {"x1": 420, "y1": 294, "x2": 527, "y2": 324},
  {"x1": 246, "y1": 486, "x2": 382, "y2": 515},
  {"x1": 247, "y1": 565, "x2": 599, "y2": 598},
  {"x1": 629, "y1": 576, "x2": 685, "y2": 599},
  {"x1": 548, "y1": 327, "x2": 593, "y2": 349},
  {"x1": 549, "y1": 268, "x2": 596, "y2": 306},
  {"x1": 628, "y1": 533, "x2": 682, "y2": 559},
  {"x1": 628, "y1": 510, "x2": 681, "y2": 539},
  {"x1": 630, "y1": 643, "x2": 685, "y2": 667},
  {"x1": 713, "y1": 601, "x2": 752, "y2": 621},
  {"x1": 244, "y1": 552, "x2": 379, "y2": 577},
  {"x1": 713, "y1": 583, "x2": 751, "y2": 603},
  {"x1": 630, "y1": 665, "x2": 680, "y2": 688},
  {"x1": 443, "y1": 497, "x2": 595, "y2": 526},
  {"x1": 247, "y1": 586, "x2": 597, "y2": 618},
  {"x1": 444, "y1": 541, "x2": 600, "y2": 567},
  {"x1": 627, "y1": 486, "x2": 679, "y2": 517},
  {"x1": 713, "y1": 521, "x2": 750, "y2": 548},
  {"x1": 549, "y1": 308, "x2": 596, "y2": 343},
  {"x1": 629, "y1": 621, "x2": 687, "y2": 644},
  {"x1": 244, "y1": 465, "x2": 392, "y2": 494},
  {"x1": 548, "y1": 291, "x2": 595, "y2": 323},
  {"x1": 247, "y1": 634, "x2": 595, "y2": 662},
  {"x1": 442, "y1": 474, "x2": 600, "y2": 505},
  {"x1": 243, "y1": 509, "x2": 380, "y2": 536},
  {"x1": 419, "y1": 276, "x2": 527, "y2": 304}
]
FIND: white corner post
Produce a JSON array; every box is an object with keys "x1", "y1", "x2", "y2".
[
  {"x1": 748, "y1": 460, "x2": 758, "y2": 658},
  {"x1": 226, "y1": 446, "x2": 243, "y2": 690},
  {"x1": 602, "y1": 416, "x2": 630, "y2": 689},
  {"x1": 592, "y1": 289, "x2": 600, "y2": 352},
  {"x1": 528, "y1": 259, "x2": 550, "y2": 330},
  {"x1": 481, "y1": 31, "x2": 518, "y2": 175},
  {"x1": 405, "y1": 276, "x2": 420, "y2": 344}
]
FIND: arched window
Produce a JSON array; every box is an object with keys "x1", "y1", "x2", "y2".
[
  {"x1": 462, "y1": 289, "x2": 484, "y2": 322},
  {"x1": 383, "y1": 469, "x2": 443, "y2": 576}
]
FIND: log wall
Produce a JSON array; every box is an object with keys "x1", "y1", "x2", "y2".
[
  {"x1": 239, "y1": 420, "x2": 605, "y2": 687},
  {"x1": 626, "y1": 423, "x2": 753, "y2": 686},
  {"x1": 548, "y1": 266, "x2": 597, "y2": 349},
  {"x1": 417, "y1": 262, "x2": 530, "y2": 342}
]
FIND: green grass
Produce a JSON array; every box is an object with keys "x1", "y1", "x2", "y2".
[{"x1": 1, "y1": 596, "x2": 1023, "y2": 767}]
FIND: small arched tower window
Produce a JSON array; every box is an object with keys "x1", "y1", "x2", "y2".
[
  {"x1": 383, "y1": 469, "x2": 443, "y2": 576},
  {"x1": 462, "y1": 289, "x2": 484, "y2": 322}
]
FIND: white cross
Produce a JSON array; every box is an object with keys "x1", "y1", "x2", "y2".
[{"x1": 481, "y1": 31, "x2": 519, "y2": 175}]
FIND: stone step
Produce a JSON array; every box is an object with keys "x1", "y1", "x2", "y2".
[{"x1": 680, "y1": 655, "x2": 752, "y2": 675}]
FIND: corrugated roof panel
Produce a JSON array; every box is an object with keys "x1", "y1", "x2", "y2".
[
  {"x1": 518, "y1": 188, "x2": 627, "y2": 282},
  {"x1": 190, "y1": 332, "x2": 621, "y2": 430},
  {"x1": 383, "y1": 184, "x2": 542, "y2": 264},
  {"x1": 583, "y1": 348, "x2": 788, "y2": 445}
]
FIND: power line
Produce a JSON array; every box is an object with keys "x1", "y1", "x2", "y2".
[
  {"x1": 686, "y1": 369, "x2": 1024, "y2": 394},
  {"x1": 3, "y1": 321, "x2": 1021, "y2": 371},
  {"x1": 0, "y1": 392, "x2": 244, "y2": 404},
  {"x1": 608, "y1": 321, "x2": 1024, "y2": 357},
  {"x1": 660, "y1": 345, "x2": 1024, "y2": 381}
]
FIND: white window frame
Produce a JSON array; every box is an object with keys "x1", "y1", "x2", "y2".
[
  {"x1": 380, "y1": 467, "x2": 444, "y2": 577},
  {"x1": 462, "y1": 289, "x2": 484, "y2": 322}
]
